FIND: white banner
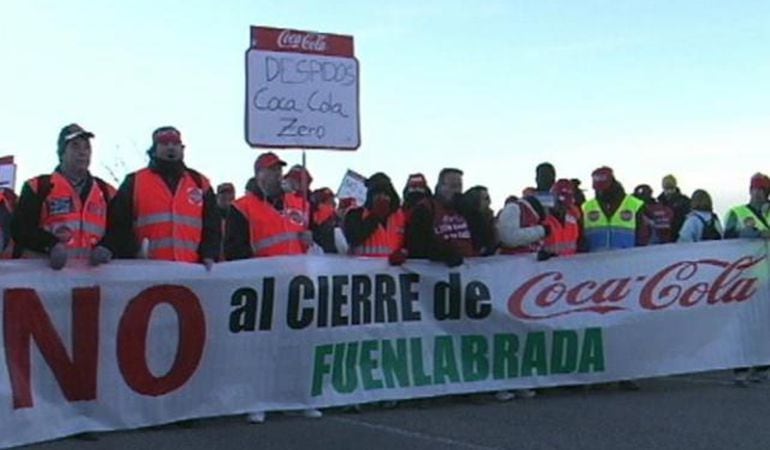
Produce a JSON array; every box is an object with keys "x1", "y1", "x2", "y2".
[{"x1": 1, "y1": 240, "x2": 769, "y2": 447}]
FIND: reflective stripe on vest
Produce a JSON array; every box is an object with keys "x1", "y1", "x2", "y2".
[
  {"x1": 582, "y1": 195, "x2": 643, "y2": 251},
  {"x1": 728, "y1": 205, "x2": 770, "y2": 232},
  {"x1": 351, "y1": 209, "x2": 406, "y2": 257},
  {"x1": 31, "y1": 172, "x2": 111, "y2": 259},
  {"x1": 234, "y1": 192, "x2": 309, "y2": 257},
  {"x1": 134, "y1": 168, "x2": 208, "y2": 262}
]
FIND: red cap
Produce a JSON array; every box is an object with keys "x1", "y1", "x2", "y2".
[
  {"x1": 750, "y1": 173, "x2": 770, "y2": 192},
  {"x1": 592, "y1": 166, "x2": 615, "y2": 192},
  {"x1": 254, "y1": 152, "x2": 286, "y2": 171},
  {"x1": 153, "y1": 127, "x2": 182, "y2": 145}
]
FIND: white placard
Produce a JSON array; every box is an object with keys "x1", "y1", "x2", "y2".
[
  {"x1": 245, "y1": 49, "x2": 360, "y2": 149},
  {"x1": 337, "y1": 169, "x2": 367, "y2": 206}
]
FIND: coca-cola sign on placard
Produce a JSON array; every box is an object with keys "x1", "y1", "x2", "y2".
[
  {"x1": 245, "y1": 26, "x2": 359, "y2": 149},
  {"x1": 250, "y1": 26, "x2": 354, "y2": 57}
]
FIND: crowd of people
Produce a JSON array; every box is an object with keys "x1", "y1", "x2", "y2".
[{"x1": 2, "y1": 123, "x2": 770, "y2": 429}]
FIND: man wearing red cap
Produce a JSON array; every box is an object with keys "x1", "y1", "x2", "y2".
[
  {"x1": 723, "y1": 173, "x2": 770, "y2": 385},
  {"x1": 582, "y1": 166, "x2": 650, "y2": 252},
  {"x1": 724, "y1": 173, "x2": 770, "y2": 239},
  {"x1": 93, "y1": 126, "x2": 220, "y2": 268},
  {"x1": 283, "y1": 164, "x2": 313, "y2": 198},
  {"x1": 12, "y1": 123, "x2": 116, "y2": 269},
  {"x1": 224, "y1": 152, "x2": 321, "y2": 423},
  {"x1": 224, "y1": 152, "x2": 314, "y2": 260}
]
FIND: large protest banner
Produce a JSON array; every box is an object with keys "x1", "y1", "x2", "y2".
[
  {"x1": 245, "y1": 26, "x2": 360, "y2": 149},
  {"x1": 1, "y1": 240, "x2": 769, "y2": 447}
]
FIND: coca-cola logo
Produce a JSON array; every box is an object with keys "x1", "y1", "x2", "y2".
[
  {"x1": 277, "y1": 29, "x2": 327, "y2": 52},
  {"x1": 508, "y1": 256, "x2": 764, "y2": 320},
  {"x1": 588, "y1": 211, "x2": 600, "y2": 222},
  {"x1": 620, "y1": 210, "x2": 633, "y2": 221}
]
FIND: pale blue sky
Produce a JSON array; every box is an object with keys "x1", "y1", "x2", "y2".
[{"x1": 1, "y1": 0, "x2": 768, "y2": 215}]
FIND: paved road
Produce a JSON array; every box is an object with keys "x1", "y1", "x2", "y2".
[{"x1": 19, "y1": 371, "x2": 770, "y2": 450}]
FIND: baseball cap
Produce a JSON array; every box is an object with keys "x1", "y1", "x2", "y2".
[
  {"x1": 254, "y1": 152, "x2": 287, "y2": 171},
  {"x1": 57, "y1": 123, "x2": 94, "y2": 153}
]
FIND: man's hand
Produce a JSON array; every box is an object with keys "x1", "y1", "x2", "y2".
[
  {"x1": 202, "y1": 258, "x2": 215, "y2": 271},
  {"x1": 49, "y1": 243, "x2": 68, "y2": 270},
  {"x1": 89, "y1": 246, "x2": 113, "y2": 266}
]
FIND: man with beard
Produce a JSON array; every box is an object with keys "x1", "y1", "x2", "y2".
[
  {"x1": 406, "y1": 168, "x2": 474, "y2": 267},
  {"x1": 582, "y1": 166, "x2": 650, "y2": 251},
  {"x1": 93, "y1": 126, "x2": 219, "y2": 268},
  {"x1": 12, "y1": 124, "x2": 115, "y2": 269},
  {"x1": 223, "y1": 151, "x2": 322, "y2": 423},
  {"x1": 582, "y1": 166, "x2": 649, "y2": 390}
]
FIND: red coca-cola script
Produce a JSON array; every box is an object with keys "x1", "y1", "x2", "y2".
[
  {"x1": 508, "y1": 256, "x2": 764, "y2": 320},
  {"x1": 250, "y1": 26, "x2": 354, "y2": 57}
]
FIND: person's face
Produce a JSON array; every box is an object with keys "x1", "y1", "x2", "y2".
[
  {"x1": 257, "y1": 165, "x2": 283, "y2": 195},
  {"x1": 438, "y1": 173, "x2": 463, "y2": 203},
  {"x1": 60, "y1": 137, "x2": 91, "y2": 174},
  {"x1": 536, "y1": 167, "x2": 555, "y2": 189},
  {"x1": 217, "y1": 190, "x2": 235, "y2": 209},
  {"x1": 154, "y1": 141, "x2": 184, "y2": 162},
  {"x1": 479, "y1": 189, "x2": 491, "y2": 211},
  {"x1": 750, "y1": 187, "x2": 767, "y2": 205}
]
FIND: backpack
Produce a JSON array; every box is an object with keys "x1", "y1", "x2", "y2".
[{"x1": 695, "y1": 214, "x2": 721, "y2": 241}]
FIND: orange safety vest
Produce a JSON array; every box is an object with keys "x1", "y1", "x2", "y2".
[
  {"x1": 351, "y1": 209, "x2": 406, "y2": 257},
  {"x1": 233, "y1": 192, "x2": 310, "y2": 257},
  {"x1": 542, "y1": 207, "x2": 581, "y2": 256},
  {"x1": 27, "y1": 172, "x2": 114, "y2": 258},
  {"x1": 133, "y1": 168, "x2": 209, "y2": 262},
  {"x1": 0, "y1": 189, "x2": 15, "y2": 259}
]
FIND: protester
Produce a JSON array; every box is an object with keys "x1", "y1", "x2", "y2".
[
  {"x1": 402, "y1": 173, "x2": 432, "y2": 214},
  {"x1": 216, "y1": 183, "x2": 236, "y2": 219},
  {"x1": 224, "y1": 152, "x2": 322, "y2": 422},
  {"x1": 405, "y1": 168, "x2": 474, "y2": 266},
  {"x1": 459, "y1": 186, "x2": 497, "y2": 256},
  {"x1": 723, "y1": 173, "x2": 770, "y2": 239},
  {"x1": 722, "y1": 174, "x2": 770, "y2": 386},
  {"x1": 534, "y1": 162, "x2": 556, "y2": 209},
  {"x1": 497, "y1": 195, "x2": 547, "y2": 254},
  {"x1": 539, "y1": 179, "x2": 582, "y2": 258},
  {"x1": 93, "y1": 126, "x2": 219, "y2": 268},
  {"x1": 11, "y1": 124, "x2": 115, "y2": 269},
  {"x1": 283, "y1": 164, "x2": 313, "y2": 199},
  {"x1": 677, "y1": 189, "x2": 722, "y2": 242},
  {"x1": 0, "y1": 187, "x2": 16, "y2": 258},
  {"x1": 343, "y1": 172, "x2": 406, "y2": 263},
  {"x1": 310, "y1": 187, "x2": 339, "y2": 254},
  {"x1": 582, "y1": 166, "x2": 649, "y2": 251},
  {"x1": 633, "y1": 184, "x2": 675, "y2": 244},
  {"x1": 582, "y1": 166, "x2": 648, "y2": 390},
  {"x1": 658, "y1": 174, "x2": 691, "y2": 240}
]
